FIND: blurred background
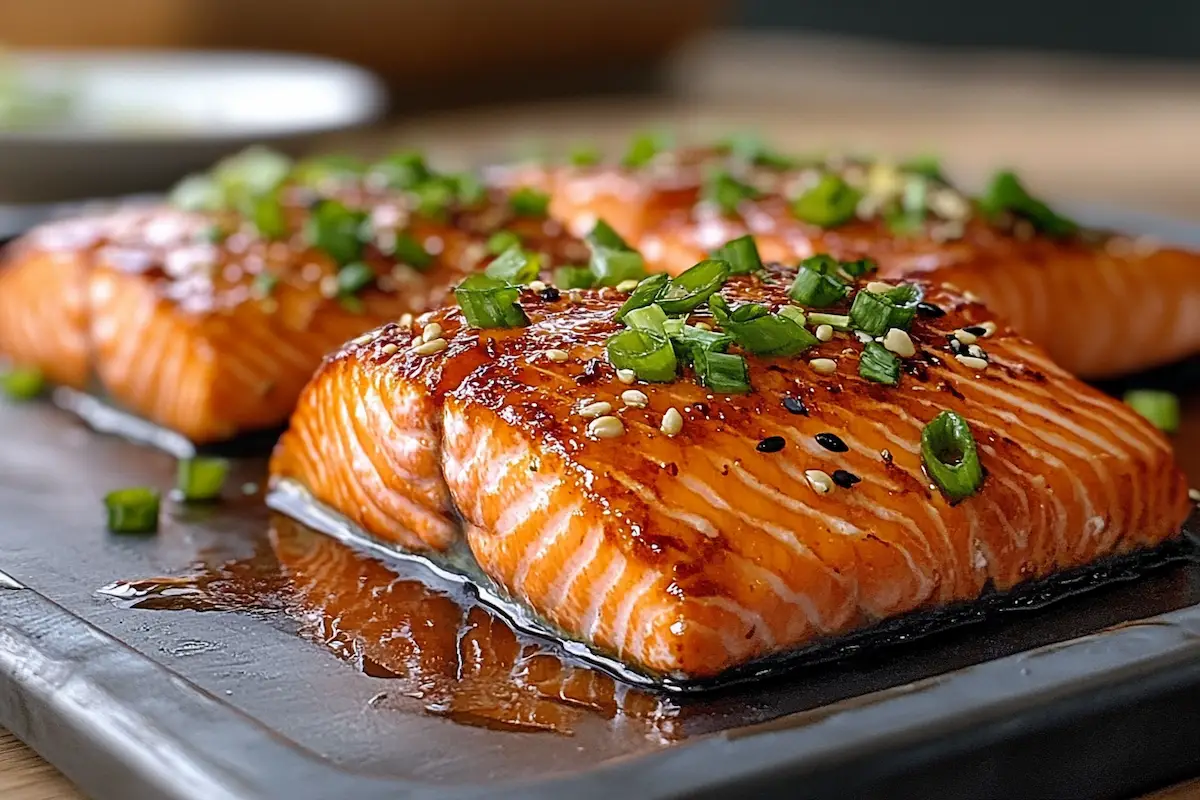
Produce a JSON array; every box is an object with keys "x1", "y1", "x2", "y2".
[{"x1": 2, "y1": 0, "x2": 1200, "y2": 224}]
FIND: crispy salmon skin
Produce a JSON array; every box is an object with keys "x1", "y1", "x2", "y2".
[
  {"x1": 494, "y1": 144, "x2": 1200, "y2": 378},
  {"x1": 271, "y1": 263, "x2": 1189, "y2": 679}
]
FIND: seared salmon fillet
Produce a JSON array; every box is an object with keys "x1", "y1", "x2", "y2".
[
  {"x1": 0, "y1": 152, "x2": 585, "y2": 442},
  {"x1": 494, "y1": 145, "x2": 1200, "y2": 379},
  {"x1": 271, "y1": 261, "x2": 1189, "y2": 679}
]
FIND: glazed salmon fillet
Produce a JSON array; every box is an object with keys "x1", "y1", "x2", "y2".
[
  {"x1": 271, "y1": 262, "x2": 1189, "y2": 679},
  {"x1": 0, "y1": 155, "x2": 585, "y2": 442},
  {"x1": 494, "y1": 146, "x2": 1200, "y2": 379}
]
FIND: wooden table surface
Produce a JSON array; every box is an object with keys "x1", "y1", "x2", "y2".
[{"x1": 5, "y1": 30, "x2": 1200, "y2": 800}]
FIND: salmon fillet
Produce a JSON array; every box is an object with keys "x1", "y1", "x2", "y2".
[
  {"x1": 0, "y1": 192, "x2": 584, "y2": 443},
  {"x1": 270, "y1": 264, "x2": 1189, "y2": 679},
  {"x1": 494, "y1": 148, "x2": 1200, "y2": 379}
]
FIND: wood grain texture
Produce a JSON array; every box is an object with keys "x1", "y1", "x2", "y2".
[{"x1": 4, "y1": 29, "x2": 1200, "y2": 800}]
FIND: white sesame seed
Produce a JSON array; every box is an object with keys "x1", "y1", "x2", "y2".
[
  {"x1": 351, "y1": 332, "x2": 375, "y2": 346},
  {"x1": 955, "y1": 354, "x2": 988, "y2": 370},
  {"x1": 853, "y1": 330, "x2": 874, "y2": 344},
  {"x1": 545, "y1": 348, "x2": 569, "y2": 363},
  {"x1": 661, "y1": 407, "x2": 683, "y2": 436},
  {"x1": 621, "y1": 389, "x2": 649, "y2": 408},
  {"x1": 978, "y1": 321, "x2": 997, "y2": 337},
  {"x1": 809, "y1": 358, "x2": 838, "y2": 375},
  {"x1": 929, "y1": 188, "x2": 970, "y2": 220},
  {"x1": 692, "y1": 322, "x2": 712, "y2": 331},
  {"x1": 578, "y1": 401, "x2": 613, "y2": 419},
  {"x1": 421, "y1": 322, "x2": 443, "y2": 343},
  {"x1": 616, "y1": 369, "x2": 637, "y2": 384},
  {"x1": 865, "y1": 281, "x2": 894, "y2": 294},
  {"x1": 528, "y1": 280, "x2": 547, "y2": 292},
  {"x1": 805, "y1": 469, "x2": 834, "y2": 494},
  {"x1": 380, "y1": 343, "x2": 399, "y2": 356},
  {"x1": 963, "y1": 290, "x2": 983, "y2": 303},
  {"x1": 587, "y1": 415, "x2": 625, "y2": 439},
  {"x1": 1190, "y1": 488, "x2": 1200, "y2": 503},
  {"x1": 413, "y1": 337, "x2": 448, "y2": 356},
  {"x1": 815, "y1": 324, "x2": 834, "y2": 342},
  {"x1": 883, "y1": 328, "x2": 916, "y2": 358},
  {"x1": 953, "y1": 329, "x2": 978, "y2": 345},
  {"x1": 319, "y1": 275, "x2": 339, "y2": 298},
  {"x1": 410, "y1": 336, "x2": 422, "y2": 349},
  {"x1": 966, "y1": 344, "x2": 986, "y2": 359},
  {"x1": 398, "y1": 313, "x2": 414, "y2": 327},
  {"x1": 567, "y1": 289, "x2": 583, "y2": 304},
  {"x1": 615, "y1": 279, "x2": 640, "y2": 293}
]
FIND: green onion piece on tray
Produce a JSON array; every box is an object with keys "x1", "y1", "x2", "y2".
[
  {"x1": 710, "y1": 235, "x2": 764, "y2": 275},
  {"x1": 791, "y1": 173, "x2": 861, "y2": 228},
  {"x1": 605, "y1": 328, "x2": 677, "y2": 382},
  {"x1": 807, "y1": 312, "x2": 851, "y2": 330},
  {"x1": 900, "y1": 154, "x2": 944, "y2": 181},
  {"x1": 251, "y1": 190, "x2": 288, "y2": 240},
  {"x1": 695, "y1": 350, "x2": 750, "y2": 393},
  {"x1": 656, "y1": 260, "x2": 731, "y2": 315},
  {"x1": 849, "y1": 283, "x2": 921, "y2": 336},
  {"x1": 412, "y1": 177, "x2": 456, "y2": 219},
  {"x1": 370, "y1": 150, "x2": 431, "y2": 190},
  {"x1": 454, "y1": 274, "x2": 529, "y2": 329},
  {"x1": 336, "y1": 263, "x2": 375, "y2": 296},
  {"x1": 616, "y1": 274, "x2": 669, "y2": 320},
  {"x1": 979, "y1": 170, "x2": 1078, "y2": 238},
  {"x1": 104, "y1": 488, "x2": 161, "y2": 534},
  {"x1": 621, "y1": 131, "x2": 670, "y2": 168},
  {"x1": 305, "y1": 199, "x2": 368, "y2": 265},
  {"x1": 508, "y1": 187, "x2": 551, "y2": 217},
  {"x1": 1123, "y1": 389, "x2": 1181, "y2": 434},
  {"x1": 670, "y1": 325, "x2": 733, "y2": 366},
  {"x1": 921, "y1": 410, "x2": 985, "y2": 502},
  {"x1": 568, "y1": 145, "x2": 601, "y2": 167},
  {"x1": 176, "y1": 458, "x2": 229, "y2": 502},
  {"x1": 486, "y1": 230, "x2": 522, "y2": 255},
  {"x1": 291, "y1": 154, "x2": 365, "y2": 188},
  {"x1": 0, "y1": 366, "x2": 45, "y2": 400},
  {"x1": 484, "y1": 246, "x2": 541, "y2": 285},
  {"x1": 552, "y1": 265, "x2": 596, "y2": 290},
  {"x1": 777, "y1": 306, "x2": 806, "y2": 327},
  {"x1": 212, "y1": 146, "x2": 293, "y2": 209},
  {"x1": 168, "y1": 174, "x2": 223, "y2": 212},
  {"x1": 709, "y1": 296, "x2": 819, "y2": 357},
  {"x1": 589, "y1": 247, "x2": 646, "y2": 287},
  {"x1": 859, "y1": 342, "x2": 901, "y2": 385},
  {"x1": 586, "y1": 219, "x2": 634, "y2": 252},
  {"x1": 839, "y1": 258, "x2": 878, "y2": 279},
  {"x1": 788, "y1": 257, "x2": 848, "y2": 307},
  {"x1": 623, "y1": 304, "x2": 669, "y2": 335},
  {"x1": 703, "y1": 171, "x2": 759, "y2": 216},
  {"x1": 390, "y1": 231, "x2": 434, "y2": 269},
  {"x1": 450, "y1": 172, "x2": 486, "y2": 206}
]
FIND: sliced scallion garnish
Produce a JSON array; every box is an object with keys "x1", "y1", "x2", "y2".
[
  {"x1": 709, "y1": 295, "x2": 819, "y2": 357},
  {"x1": 616, "y1": 273, "x2": 669, "y2": 320},
  {"x1": 840, "y1": 258, "x2": 878, "y2": 279},
  {"x1": 791, "y1": 173, "x2": 861, "y2": 228},
  {"x1": 212, "y1": 146, "x2": 293, "y2": 210},
  {"x1": 921, "y1": 411, "x2": 985, "y2": 502},
  {"x1": 251, "y1": 190, "x2": 288, "y2": 240},
  {"x1": 622, "y1": 131, "x2": 669, "y2": 168},
  {"x1": 336, "y1": 263, "x2": 375, "y2": 296},
  {"x1": 305, "y1": 200, "x2": 369, "y2": 265},
  {"x1": 710, "y1": 235, "x2": 764, "y2": 275},
  {"x1": 552, "y1": 265, "x2": 596, "y2": 290},
  {"x1": 486, "y1": 230, "x2": 522, "y2": 255},
  {"x1": 589, "y1": 247, "x2": 646, "y2": 287},
  {"x1": 104, "y1": 487, "x2": 160, "y2": 534},
  {"x1": 777, "y1": 306, "x2": 806, "y2": 326},
  {"x1": 413, "y1": 178, "x2": 456, "y2": 219},
  {"x1": 568, "y1": 145, "x2": 601, "y2": 167},
  {"x1": 807, "y1": 312, "x2": 851, "y2": 330},
  {"x1": 788, "y1": 258, "x2": 848, "y2": 307},
  {"x1": 849, "y1": 283, "x2": 920, "y2": 336},
  {"x1": 605, "y1": 329, "x2": 677, "y2": 382},
  {"x1": 1123, "y1": 389, "x2": 1180, "y2": 434},
  {"x1": 859, "y1": 342, "x2": 900, "y2": 385},
  {"x1": 979, "y1": 170, "x2": 1078, "y2": 238},
  {"x1": 391, "y1": 231, "x2": 434, "y2": 269},
  {"x1": 371, "y1": 150, "x2": 431, "y2": 190},
  {"x1": 670, "y1": 325, "x2": 733, "y2": 365},
  {"x1": 484, "y1": 246, "x2": 541, "y2": 285},
  {"x1": 454, "y1": 273, "x2": 529, "y2": 329},
  {"x1": 623, "y1": 303, "x2": 669, "y2": 335},
  {"x1": 291, "y1": 154, "x2": 365, "y2": 188},
  {"x1": 0, "y1": 366, "x2": 44, "y2": 400},
  {"x1": 657, "y1": 260, "x2": 731, "y2": 315},
  {"x1": 509, "y1": 187, "x2": 551, "y2": 217},
  {"x1": 900, "y1": 154, "x2": 944, "y2": 181},
  {"x1": 695, "y1": 350, "x2": 750, "y2": 393},
  {"x1": 703, "y1": 170, "x2": 759, "y2": 216},
  {"x1": 718, "y1": 133, "x2": 795, "y2": 170},
  {"x1": 586, "y1": 219, "x2": 634, "y2": 252},
  {"x1": 168, "y1": 174, "x2": 223, "y2": 211},
  {"x1": 450, "y1": 172, "x2": 486, "y2": 206},
  {"x1": 176, "y1": 457, "x2": 229, "y2": 502}
]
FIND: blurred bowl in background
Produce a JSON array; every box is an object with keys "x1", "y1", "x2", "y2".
[{"x1": 0, "y1": 50, "x2": 387, "y2": 203}]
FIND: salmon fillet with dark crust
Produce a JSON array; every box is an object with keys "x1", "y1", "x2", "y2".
[
  {"x1": 493, "y1": 146, "x2": 1200, "y2": 379},
  {"x1": 271, "y1": 264, "x2": 1189, "y2": 679},
  {"x1": 0, "y1": 186, "x2": 585, "y2": 443}
]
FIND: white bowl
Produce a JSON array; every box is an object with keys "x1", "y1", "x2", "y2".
[{"x1": 0, "y1": 50, "x2": 387, "y2": 203}]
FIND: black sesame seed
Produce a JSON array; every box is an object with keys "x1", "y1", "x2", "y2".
[
  {"x1": 916, "y1": 302, "x2": 946, "y2": 318},
  {"x1": 757, "y1": 436, "x2": 786, "y2": 453},
  {"x1": 782, "y1": 396, "x2": 808, "y2": 415},
  {"x1": 963, "y1": 325, "x2": 986, "y2": 336},
  {"x1": 815, "y1": 433, "x2": 848, "y2": 452},
  {"x1": 831, "y1": 469, "x2": 861, "y2": 488},
  {"x1": 538, "y1": 286, "x2": 561, "y2": 302}
]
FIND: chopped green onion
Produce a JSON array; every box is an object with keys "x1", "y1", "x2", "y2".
[
  {"x1": 450, "y1": 172, "x2": 486, "y2": 206},
  {"x1": 921, "y1": 411, "x2": 985, "y2": 502},
  {"x1": 703, "y1": 171, "x2": 759, "y2": 216},
  {"x1": 586, "y1": 219, "x2": 633, "y2": 252},
  {"x1": 176, "y1": 457, "x2": 229, "y2": 502},
  {"x1": 371, "y1": 150, "x2": 431, "y2": 190},
  {"x1": 251, "y1": 190, "x2": 288, "y2": 240},
  {"x1": 624, "y1": 304, "x2": 669, "y2": 334},
  {"x1": 840, "y1": 258, "x2": 878, "y2": 279},
  {"x1": 900, "y1": 154, "x2": 944, "y2": 181},
  {"x1": 252, "y1": 272, "x2": 279, "y2": 297},
  {"x1": 695, "y1": 350, "x2": 750, "y2": 393},
  {"x1": 413, "y1": 178, "x2": 456, "y2": 219},
  {"x1": 486, "y1": 230, "x2": 522, "y2": 255},
  {"x1": 391, "y1": 231, "x2": 434, "y2": 269},
  {"x1": 849, "y1": 283, "x2": 920, "y2": 336},
  {"x1": 979, "y1": 170, "x2": 1078, "y2": 238},
  {"x1": 605, "y1": 329, "x2": 677, "y2": 382},
  {"x1": 657, "y1": 259, "x2": 731, "y2": 315},
  {"x1": 788, "y1": 261, "x2": 848, "y2": 308},
  {"x1": 509, "y1": 186, "x2": 551, "y2": 217},
  {"x1": 568, "y1": 145, "x2": 601, "y2": 167},
  {"x1": 336, "y1": 262, "x2": 375, "y2": 296},
  {"x1": 198, "y1": 224, "x2": 228, "y2": 244},
  {"x1": 791, "y1": 173, "x2": 861, "y2": 228},
  {"x1": 454, "y1": 273, "x2": 529, "y2": 328},
  {"x1": 553, "y1": 265, "x2": 596, "y2": 289},
  {"x1": 168, "y1": 174, "x2": 222, "y2": 211},
  {"x1": 718, "y1": 133, "x2": 795, "y2": 169},
  {"x1": 212, "y1": 146, "x2": 292, "y2": 209},
  {"x1": 305, "y1": 200, "x2": 368, "y2": 265},
  {"x1": 807, "y1": 312, "x2": 851, "y2": 330},
  {"x1": 0, "y1": 366, "x2": 45, "y2": 400},
  {"x1": 662, "y1": 317, "x2": 686, "y2": 337},
  {"x1": 589, "y1": 247, "x2": 646, "y2": 287},
  {"x1": 777, "y1": 306, "x2": 806, "y2": 326},
  {"x1": 670, "y1": 325, "x2": 733, "y2": 365},
  {"x1": 484, "y1": 246, "x2": 541, "y2": 285},
  {"x1": 104, "y1": 487, "x2": 160, "y2": 534},
  {"x1": 859, "y1": 342, "x2": 900, "y2": 385},
  {"x1": 291, "y1": 154, "x2": 365, "y2": 188},
  {"x1": 339, "y1": 295, "x2": 365, "y2": 314},
  {"x1": 886, "y1": 175, "x2": 930, "y2": 235},
  {"x1": 709, "y1": 295, "x2": 819, "y2": 357},
  {"x1": 622, "y1": 131, "x2": 670, "y2": 168},
  {"x1": 1124, "y1": 389, "x2": 1180, "y2": 433},
  {"x1": 710, "y1": 235, "x2": 764, "y2": 275},
  {"x1": 616, "y1": 273, "x2": 669, "y2": 320}
]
